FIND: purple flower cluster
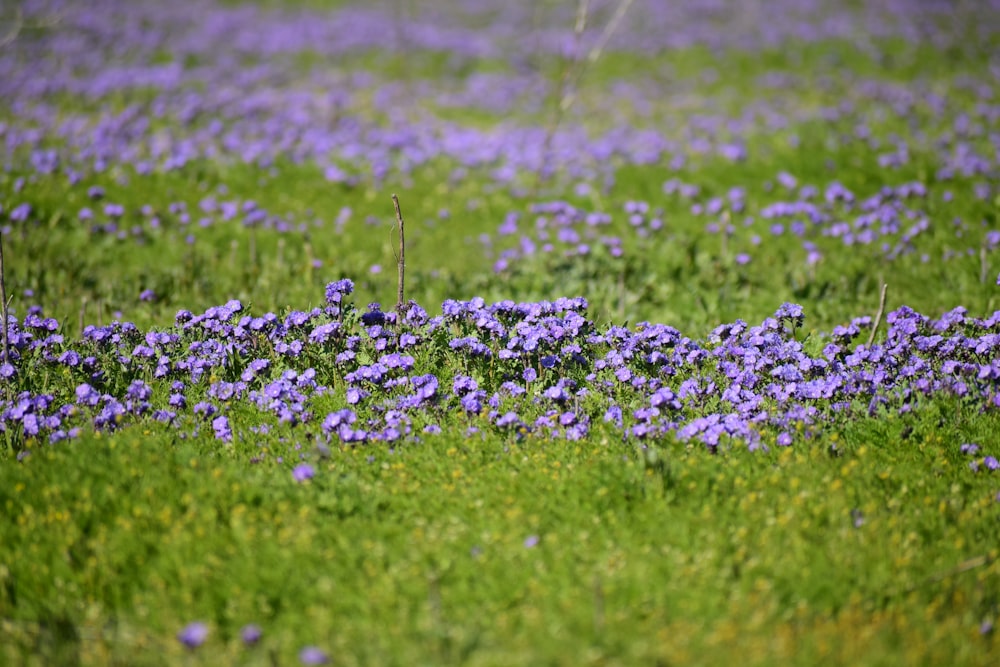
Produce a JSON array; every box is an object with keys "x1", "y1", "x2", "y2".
[
  {"x1": 963, "y1": 443, "x2": 1000, "y2": 473},
  {"x1": 177, "y1": 621, "x2": 209, "y2": 649},
  {"x1": 175, "y1": 619, "x2": 327, "y2": 662},
  {"x1": 488, "y1": 171, "x2": 994, "y2": 287},
  {"x1": 1, "y1": 1, "x2": 996, "y2": 252},
  {"x1": 3, "y1": 280, "x2": 999, "y2": 461}
]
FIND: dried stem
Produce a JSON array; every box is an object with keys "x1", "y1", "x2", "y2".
[
  {"x1": 536, "y1": 0, "x2": 589, "y2": 192},
  {"x1": 617, "y1": 269, "x2": 626, "y2": 321},
  {"x1": 564, "y1": 0, "x2": 636, "y2": 110},
  {"x1": 866, "y1": 283, "x2": 888, "y2": 347},
  {"x1": 559, "y1": 0, "x2": 591, "y2": 113},
  {"x1": 0, "y1": 7, "x2": 64, "y2": 50},
  {"x1": 79, "y1": 296, "x2": 87, "y2": 336},
  {"x1": 879, "y1": 553, "x2": 994, "y2": 602},
  {"x1": 391, "y1": 194, "x2": 406, "y2": 325},
  {"x1": 0, "y1": 7, "x2": 24, "y2": 50},
  {"x1": 0, "y1": 232, "x2": 9, "y2": 364},
  {"x1": 593, "y1": 574, "x2": 605, "y2": 635},
  {"x1": 536, "y1": 0, "x2": 634, "y2": 192}
]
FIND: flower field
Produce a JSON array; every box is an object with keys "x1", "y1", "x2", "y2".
[{"x1": 1, "y1": 0, "x2": 999, "y2": 664}]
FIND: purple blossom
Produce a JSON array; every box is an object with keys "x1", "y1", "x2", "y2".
[
  {"x1": 212, "y1": 415, "x2": 232, "y2": 442},
  {"x1": 177, "y1": 622, "x2": 208, "y2": 649},
  {"x1": 240, "y1": 624, "x2": 263, "y2": 646},
  {"x1": 324, "y1": 279, "x2": 354, "y2": 306},
  {"x1": 299, "y1": 646, "x2": 330, "y2": 665},
  {"x1": 75, "y1": 383, "x2": 101, "y2": 406},
  {"x1": 293, "y1": 464, "x2": 316, "y2": 483}
]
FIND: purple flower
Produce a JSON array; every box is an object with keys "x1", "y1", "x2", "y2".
[
  {"x1": 523, "y1": 534, "x2": 540, "y2": 548},
  {"x1": 542, "y1": 385, "x2": 569, "y2": 402},
  {"x1": 177, "y1": 622, "x2": 208, "y2": 649},
  {"x1": 75, "y1": 383, "x2": 100, "y2": 406},
  {"x1": 241, "y1": 358, "x2": 271, "y2": 382},
  {"x1": 23, "y1": 413, "x2": 40, "y2": 436},
  {"x1": 240, "y1": 624, "x2": 263, "y2": 646},
  {"x1": 293, "y1": 464, "x2": 315, "y2": 483},
  {"x1": 299, "y1": 646, "x2": 330, "y2": 665},
  {"x1": 460, "y1": 392, "x2": 484, "y2": 413},
  {"x1": 193, "y1": 402, "x2": 217, "y2": 417},
  {"x1": 309, "y1": 322, "x2": 341, "y2": 344},
  {"x1": 453, "y1": 376, "x2": 479, "y2": 397},
  {"x1": 58, "y1": 350, "x2": 80, "y2": 367},
  {"x1": 324, "y1": 279, "x2": 354, "y2": 306},
  {"x1": 496, "y1": 411, "x2": 520, "y2": 428},
  {"x1": 212, "y1": 415, "x2": 232, "y2": 443},
  {"x1": 9, "y1": 203, "x2": 32, "y2": 221},
  {"x1": 985, "y1": 456, "x2": 999, "y2": 471},
  {"x1": 126, "y1": 380, "x2": 152, "y2": 402}
]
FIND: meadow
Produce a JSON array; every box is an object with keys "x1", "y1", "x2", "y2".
[{"x1": 1, "y1": 0, "x2": 999, "y2": 664}]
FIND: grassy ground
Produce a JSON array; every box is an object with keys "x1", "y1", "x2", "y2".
[{"x1": 3, "y1": 408, "x2": 999, "y2": 666}]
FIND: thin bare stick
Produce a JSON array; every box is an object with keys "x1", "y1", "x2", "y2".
[
  {"x1": 536, "y1": 0, "x2": 590, "y2": 191},
  {"x1": 537, "y1": 0, "x2": 634, "y2": 193},
  {"x1": 866, "y1": 283, "x2": 888, "y2": 347},
  {"x1": 585, "y1": 0, "x2": 635, "y2": 65},
  {"x1": 593, "y1": 574, "x2": 605, "y2": 635},
  {"x1": 391, "y1": 194, "x2": 406, "y2": 323},
  {"x1": 558, "y1": 0, "x2": 591, "y2": 113},
  {"x1": 0, "y1": 7, "x2": 64, "y2": 50},
  {"x1": 560, "y1": 0, "x2": 637, "y2": 113},
  {"x1": 617, "y1": 269, "x2": 626, "y2": 321},
  {"x1": 917, "y1": 554, "x2": 989, "y2": 587},
  {"x1": 0, "y1": 232, "x2": 9, "y2": 364},
  {"x1": 0, "y1": 8, "x2": 24, "y2": 50},
  {"x1": 878, "y1": 553, "x2": 994, "y2": 602}
]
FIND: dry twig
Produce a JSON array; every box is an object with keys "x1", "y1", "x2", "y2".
[
  {"x1": 0, "y1": 233, "x2": 8, "y2": 365},
  {"x1": 866, "y1": 283, "x2": 888, "y2": 347},
  {"x1": 391, "y1": 194, "x2": 406, "y2": 323},
  {"x1": 537, "y1": 0, "x2": 635, "y2": 191},
  {"x1": 0, "y1": 6, "x2": 64, "y2": 50}
]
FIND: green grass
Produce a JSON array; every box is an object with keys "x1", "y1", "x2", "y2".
[{"x1": 2, "y1": 407, "x2": 999, "y2": 665}]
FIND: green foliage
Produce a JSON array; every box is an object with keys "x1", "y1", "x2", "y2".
[{"x1": 1, "y1": 411, "x2": 998, "y2": 665}]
